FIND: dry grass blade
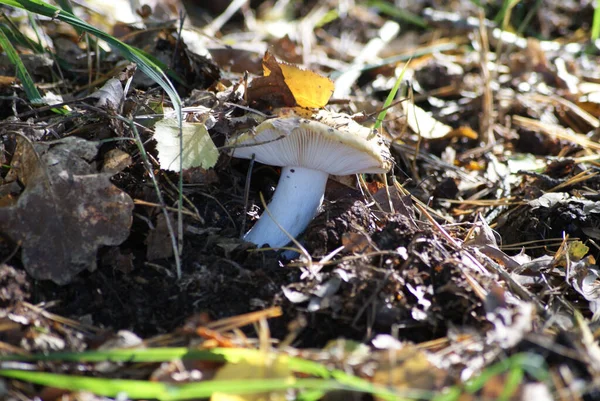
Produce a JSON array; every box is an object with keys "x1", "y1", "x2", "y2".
[{"x1": 513, "y1": 115, "x2": 600, "y2": 152}]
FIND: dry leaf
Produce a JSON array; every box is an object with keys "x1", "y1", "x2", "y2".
[
  {"x1": 208, "y1": 48, "x2": 262, "y2": 74},
  {"x1": 247, "y1": 52, "x2": 296, "y2": 109},
  {"x1": 0, "y1": 137, "x2": 133, "y2": 285},
  {"x1": 342, "y1": 231, "x2": 374, "y2": 253},
  {"x1": 403, "y1": 102, "x2": 477, "y2": 140},
  {"x1": 276, "y1": 62, "x2": 333, "y2": 108},
  {"x1": 153, "y1": 116, "x2": 219, "y2": 172},
  {"x1": 0, "y1": 75, "x2": 15, "y2": 87},
  {"x1": 89, "y1": 78, "x2": 124, "y2": 110},
  {"x1": 102, "y1": 148, "x2": 132, "y2": 174},
  {"x1": 247, "y1": 51, "x2": 333, "y2": 109}
]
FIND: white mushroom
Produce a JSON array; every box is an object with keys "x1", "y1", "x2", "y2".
[{"x1": 228, "y1": 108, "x2": 392, "y2": 248}]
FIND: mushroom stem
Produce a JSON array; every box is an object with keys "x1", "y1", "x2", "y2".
[{"x1": 244, "y1": 166, "x2": 328, "y2": 248}]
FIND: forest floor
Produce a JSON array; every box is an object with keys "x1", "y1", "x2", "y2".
[{"x1": 2, "y1": 1, "x2": 600, "y2": 400}]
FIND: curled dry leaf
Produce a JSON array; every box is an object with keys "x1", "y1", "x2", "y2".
[
  {"x1": 89, "y1": 78, "x2": 124, "y2": 110},
  {"x1": 0, "y1": 137, "x2": 134, "y2": 285}
]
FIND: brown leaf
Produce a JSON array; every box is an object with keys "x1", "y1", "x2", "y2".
[
  {"x1": 102, "y1": 148, "x2": 132, "y2": 174},
  {"x1": 0, "y1": 75, "x2": 15, "y2": 87},
  {"x1": 0, "y1": 137, "x2": 134, "y2": 285},
  {"x1": 247, "y1": 51, "x2": 296, "y2": 109},
  {"x1": 341, "y1": 231, "x2": 374, "y2": 253},
  {"x1": 208, "y1": 48, "x2": 262, "y2": 74}
]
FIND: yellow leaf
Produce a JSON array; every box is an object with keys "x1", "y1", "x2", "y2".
[
  {"x1": 249, "y1": 52, "x2": 334, "y2": 109},
  {"x1": 568, "y1": 240, "x2": 589, "y2": 261},
  {"x1": 278, "y1": 63, "x2": 334, "y2": 108},
  {"x1": 211, "y1": 353, "x2": 293, "y2": 401}
]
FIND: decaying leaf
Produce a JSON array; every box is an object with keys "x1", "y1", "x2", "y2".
[
  {"x1": 247, "y1": 51, "x2": 333, "y2": 109},
  {"x1": 571, "y1": 260, "x2": 600, "y2": 318},
  {"x1": 89, "y1": 78, "x2": 125, "y2": 110},
  {"x1": 0, "y1": 137, "x2": 134, "y2": 285},
  {"x1": 102, "y1": 148, "x2": 132, "y2": 174},
  {"x1": 568, "y1": 240, "x2": 589, "y2": 261},
  {"x1": 153, "y1": 116, "x2": 219, "y2": 172},
  {"x1": 529, "y1": 192, "x2": 600, "y2": 214}
]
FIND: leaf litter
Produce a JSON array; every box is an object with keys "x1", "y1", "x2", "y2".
[
  {"x1": 2, "y1": 1, "x2": 600, "y2": 400},
  {"x1": 0, "y1": 136, "x2": 133, "y2": 285}
]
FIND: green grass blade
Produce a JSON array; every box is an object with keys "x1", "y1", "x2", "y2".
[
  {"x1": 0, "y1": 348, "x2": 434, "y2": 401},
  {"x1": 464, "y1": 353, "x2": 548, "y2": 394},
  {"x1": 54, "y1": 0, "x2": 74, "y2": 14},
  {"x1": 0, "y1": 24, "x2": 43, "y2": 104},
  {"x1": 431, "y1": 386, "x2": 462, "y2": 401},
  {"x1": 374, "y1": 60, "x2": 410, "y2": 130},
  {"x1": 0, "y1": 14, "x2": 44, "y2": 53},
  {"x1": 297, "y1": 389, "x2": 327, "y2": 401},
  {"x1": 0, "y1": 349, "x2": 552, "y2": 401},
  {"x1": 593, "y1": 0, "x2": 600, "y2": 40},
  {"x1": 494, "y1": 0, "x2": 519, "y2": 25},
  {"x1": 0, "y1": 0, "x2": 181, "y2": 116},
  {"x1": 367, "y1": 0, "x2": 428, "y2": 28},
  {"x1": 498, "y1": 367, "x2": 524, "y2": 401},
  {"x1": 0, "y1": 369, "x2": 404, "y2": 401},
  {"x1": 0, "y1": 347, "x2": 331, "y2": 378},
  {"x1": 0, "y1": 370, "x2": 173, "y2": 399}
]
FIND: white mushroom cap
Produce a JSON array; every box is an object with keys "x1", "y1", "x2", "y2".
[
  {"x1": 228, "y1": 108, "x2": 392, "y2": 248},
  {"x1": 229, "y1": 108, "x2": 392, "y2": 175}
]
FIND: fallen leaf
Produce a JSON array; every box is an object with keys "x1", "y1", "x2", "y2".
[
  {"x1": 572, "y1": 261, "x2": 600, "y2": 317},
  {"x1": 568, "y1": 241, "x2": 589, "y2": 261},
  {"x1": 247, "y1": 51, "x2": 333, "y2": 109},
  {"x1": 402, "y1": 102, "x2": 477, "y2": 140},
  {"x1": 0, "y1": 137, "x2": 134, "y2": 285},
  {"x1": 208, "y1": 47, "x2": 262, "y2": 74},
  {"x1": 89, "y1": 78, "x2": 124, "y2": 110},
  {"x1": 342, "y1": 231, "x2": 374, "y2": 253},
  {"x1": 247, "y1": 52, "x2": 296, "y2": 109},
  {"x1": 277, "y1": 62, "x2": 333, "y2": 109},
  {"x1": 0, "y1": 75, "x2": 15, "y2": 86},
  {"x1": 102, "y1": 148, "x2": 132, "y2": 174},
  {"x1": 402, "y1": 101, "x2": 451, "y2": 139},
  {"x1": 153, "y1": 115, "x2": 219, "y2": 172}
]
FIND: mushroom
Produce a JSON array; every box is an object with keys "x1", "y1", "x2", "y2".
[{"x1": 228, "y1": 108, "x2": 392, "y2": 248}]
